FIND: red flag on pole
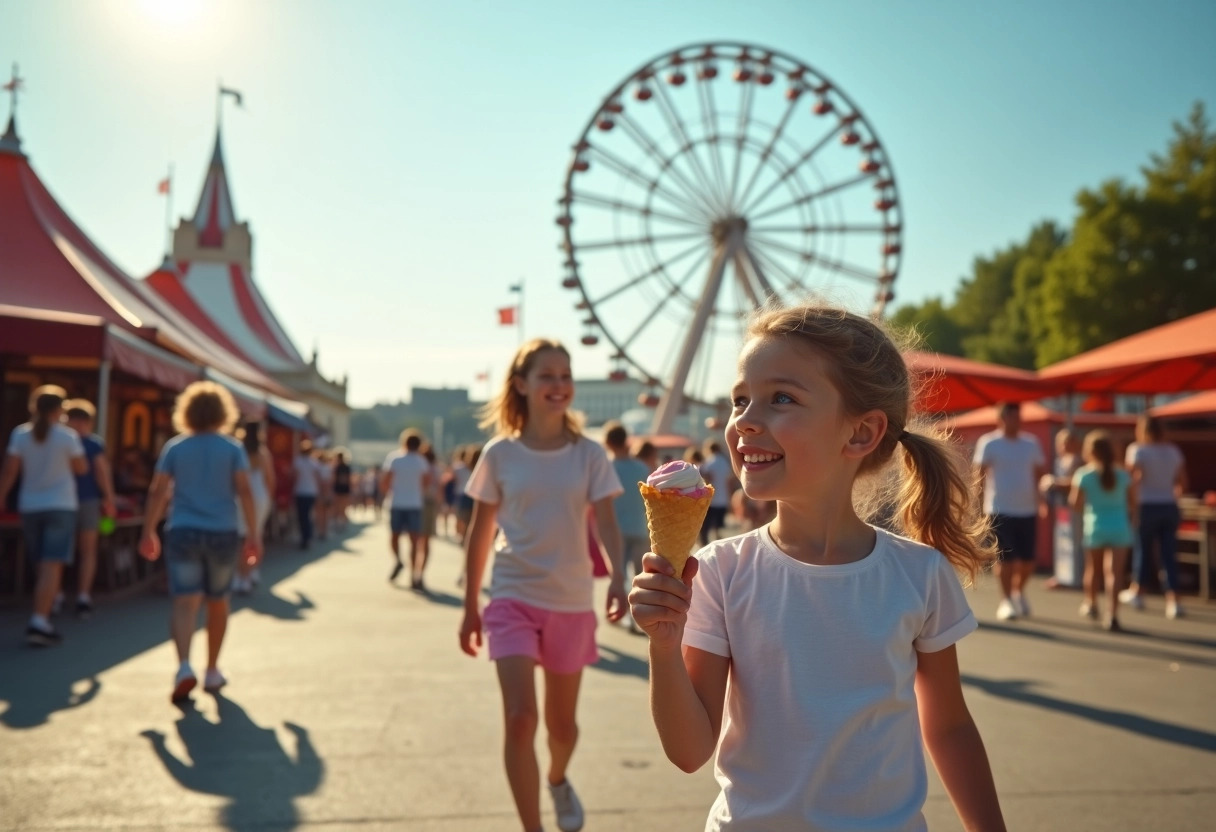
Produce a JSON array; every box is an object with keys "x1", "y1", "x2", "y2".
[
  {"x1": 474, "y1": 372, "x2": 489, "y2": 381},
  {"x1": 497, "y1": 306, "x2": 517, "y2": 326},
  {"x1": 157, "y1": 177, "x2": 171, "y2": 195}
]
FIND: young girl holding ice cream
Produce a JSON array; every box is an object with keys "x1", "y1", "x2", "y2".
[
  {"x1": 460, "y1": 338, "x2": 627, "y2": 832},
  {"x1": 629, "y1": 304, "x2": 1006, "y2": 831}
]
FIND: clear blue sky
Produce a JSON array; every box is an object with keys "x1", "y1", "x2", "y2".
[{"x1": 2, "y1": 0, "x2": 1213, "y2": 407}]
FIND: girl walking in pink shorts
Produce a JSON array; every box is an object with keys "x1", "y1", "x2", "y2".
[{"x1": 459, "y1": 338, "x2": 627, "y2": 832}]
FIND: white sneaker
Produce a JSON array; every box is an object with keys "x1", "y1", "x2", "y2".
[
  {"x1": 996, "y1": 598, "x2": 1018, "y2": 621},
  {"x1": 548, "y1": 779, "x2": 585, "y2": 832},
  {"x1": 1166, "y1": 600, "x2": 1185, "y2": 619},
  {"x1": 1079, "y1": 602, "x2": 1099, "y2": 620},
  {"x1": 203, "y1": 668, "x2": 228, "y2": 693},
  {"x1": 1118, "y1": 589, "x2": 1144, "y2": 610},
  {"x1": 1012, "y1": 593, "x2": 1031, "y2": 617},
  {"x1": 172, "y1": 665, "x2": 196, "y2": 703}
]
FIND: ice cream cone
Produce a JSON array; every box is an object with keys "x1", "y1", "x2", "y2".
[{"x1": 638, "y1": 482, "x2": 714, "y2": 580}]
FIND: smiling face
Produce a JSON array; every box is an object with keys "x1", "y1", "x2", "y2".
[
  {"x1": 725, "y1": 336, "x2": 857, "y2": 504},
  {"x1": 514, "y1": 347, "x2": 574, "y2": 420}
]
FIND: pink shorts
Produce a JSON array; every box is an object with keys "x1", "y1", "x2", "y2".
[{"x1": 483, "y1": 598, "x2": 599, "y2": 674}]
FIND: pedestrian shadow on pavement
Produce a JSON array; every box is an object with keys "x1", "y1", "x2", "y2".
[
  {"x1": 233, "y1": 588, "x2": 317, "y2": 622},
  {"x1": 977, "y1": 620, "x2": 1216, "y2": 669},
  {"x1": 140, "y1": 693, "x2": 324, "y2": 831},
  {"x1": 0, "y1": 536, "x2": 347, "y2": 730},
  {"x1": 961, "y1": 673, "x2": 1216, "y2": 753},
  {"x1": 592, "y1": 644, "x2": 649, "y2": 680},
  {"x1": 392, "y1": 584, "x2": 463, "y2": 608}
]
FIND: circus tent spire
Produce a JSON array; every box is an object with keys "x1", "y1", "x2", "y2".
[
  {"x1": 1, "y1": 63, "x2": 25, "y2": 157},
  {"x1": 192, "y1": 126, "x2": 236, "y2": 247}
]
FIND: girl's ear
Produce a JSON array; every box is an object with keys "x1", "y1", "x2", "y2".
[
  {"x1": 843, "y1": 410, "x2": 888, "y2": 459},
  {"x1": 511, "y1": 373, "x2": 528, "y2": 397}
]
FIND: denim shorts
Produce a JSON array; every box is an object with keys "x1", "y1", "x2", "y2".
[
  {"x1": 390, "y1": 508, "x2": 422, "y2": 535},
  {"x1": 165, "y1": 528, "x2": 240, "y2": 598},
  {"x1": 22, "y1": 510, "x2": 77, "y2": 564}
]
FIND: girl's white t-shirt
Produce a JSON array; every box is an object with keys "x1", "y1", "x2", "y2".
[
  {"x1": 6, "y1": 423, "x2": 85, "y2": 513},
  {"x1": 465, "y1": 435, "x2": 623, "y2": 612},
  {"x1": 683, "y1": 526, "x2": 977, "y2": 832}
]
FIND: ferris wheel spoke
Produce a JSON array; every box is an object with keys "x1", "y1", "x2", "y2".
[
  {"x1": 614, "y1": 110, "x2": 724, "y2": 217},
  {"x1": 592, "y1": 244, "x2": 708, "y2": 307},
  {"x1": 650, "y1": 81, "x2": 729, "y2": 216},
  {"x1": 726, "y1": 78, "x2": 756, "y2": 211},
  {"x1": 749, "y1": 172, "x2": 875, "y2": 223},
  {"x1": 730, "y1": 251, "x2": 762, "y2": 308},
  {"x1": 576, "y1": 229, "x2": 708, "y2": 252},
  {"x1": 570, "y1": 190, "x2": 705, "y2": 227},
  {"x1": 736, "y1": 244, "x2": 779, "y2": 304},
  {"x1": 750, "y1": 233, "x2": 883, "y2": 283},
  {"x1": 739, "y1": 125, "x2": 841, "y2": 217},
  {"x1": 749, "y1": 222, "x2": 889, "y2": 234},
  {"x1": 694, "y1": 78, "x2": 730, "y2": 210},
  {"x1": 587, "y1": 144, "x2": 715, "y2": 224},
  {"x1": 619, "y1": 244, "x2": 714, "y2": 353},
  {"x1": 734, "y1": 95, "x2": 800, "y2": 212},
  {"x1": 750, "y1": 246, "x2": 807, "y2": 294}
]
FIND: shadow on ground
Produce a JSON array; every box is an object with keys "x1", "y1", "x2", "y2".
[
  {"x1": 0, "y1": 524, "x2": 364, "y2": 730},
  {"x1": 961, "y1": 673, "x2": 1216, "y2": 752},
  {"x1": 141, "y1": 693, "x2": 323, "y2": 831}
]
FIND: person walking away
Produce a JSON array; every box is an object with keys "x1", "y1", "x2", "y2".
[
  {"x1": 602, "y1": 420, "x2": 651, "y2": 635},
  {"x1": 63, "y1": 399, "x2": 116, "y2": 617},
  {"x1": 331, "y1": 448, "x2": 353, "y2": 531},
  {"x1": 314, "y1": 449, "x2": 334, "y2": 542},
  {"x1": 137, "y1": 382, "x2": 261, "y2": 701},
  {"x1": 1069, "y1": 431, "x2": 1135, "y2": 631},
  {"x1": 291, "y1": 439, "x2": 320, "y2": 549},
  {"x1": 629, "y1": 304, "x2": 1005, "y2": 830},
  {"x1": 0, "y1": 386, "x2": 87, "y2": 646},
  {"x1": 440, "y1": 457, "x2": 457, "y2": 537},
  {"x1": 698, "y1": 439, "x2": 733, "y2": 545},
  {"x1": 634, "y1": 440, "x2": 658, "y2": 473},
  {"x1": 974, "y1": 401, "x2": 1047, "y2": 620},
  {"x1": 381, "y1": 430, "x2": 432, "y2": 589},
  {"x1": 460, "y1": 338, "x2": 627, "y2": 832},
  {"x1": 1041, "y1": 428, "x2": 1084, "y2": 589},
  {"x1": 452, "y1": 445, "x2": 474, "y2": 541},
  {"x1": 419, "y1": 445, "x2": 442, "y2": 581},
  {"x1": 1121, "y1": 415, "x2": 1188, "y2": 618},
  {"x1": 233, "y1": 422, "x2": 275, "y2": 594}
]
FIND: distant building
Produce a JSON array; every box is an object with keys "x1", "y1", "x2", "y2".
[
  {"x1": 411, "y1": 387, "x2": 471, "y2": 415},
  {"x1": 572, "y1": 377, "x2": 647, "y2": 427}
]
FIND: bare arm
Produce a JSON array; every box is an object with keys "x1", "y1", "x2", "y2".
[
  {"x1": 139, "y1": 472, "x2": 173, "y2": 560},
  {"x1": 70, "y1": 454, "x2": 88, "y2": 477},
  {"x1": 0, "y1": 453, "x2": 20, "y2": 506},
  {"x1": 1070, "y1": 482, "x2": 1085, "y2": 514},
  {"x1": 234, "y1": 470, "x2": 259, "y2": 546},
  {"x1": 94, "y1": 455, "x2": 117, "y2": 514},
  {"x1": 459, "y1": 499, "x2": 499, "y2": 656},
  {"x1": 630, "y1": 552, "x2": 729, "y2": 773},
  {"x1": 592, "y1": 496, "x2": 627, "y2": 622},
  {"x1": 916, "y1": 645, "x2": 1006, "y2": 831},
  {"x1": 379, "y1": 470, "x2": 393, "y2": 501}
]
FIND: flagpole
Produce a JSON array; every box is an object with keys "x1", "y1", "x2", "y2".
[
  {"x1": 163, "y1": 163, "x2": 173, "y2": 258},
  {"x1": 511, "y1": 279, "x2": 525, "y2": 345}
]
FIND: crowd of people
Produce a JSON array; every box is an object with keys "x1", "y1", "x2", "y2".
[{"x1": 1, "y1": 300, "x2": 1201, "y2": 832}]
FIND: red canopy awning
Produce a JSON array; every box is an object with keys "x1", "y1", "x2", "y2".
[
  {"x1": 1149, "y1": 390, "x2": 1216, "y2": 419},
  {"x1": 1037, "y1": 307, "x2": 1216, "y2": 394},
  {"x1": 905, "y1": 351, "x2": 1044, "y2": 413}
]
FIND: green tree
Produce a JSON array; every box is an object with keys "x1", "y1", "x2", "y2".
[
  {"x1": 1034, "y1": 103, "x2": 1216, "y2": 365},
  {"x1": 889, "y1": 297, "x2": 966, "y2": 355}
]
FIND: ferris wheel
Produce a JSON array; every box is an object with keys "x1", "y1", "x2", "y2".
[{"x1": 556, "y1": 42, "x2": 903, "y2": 434}]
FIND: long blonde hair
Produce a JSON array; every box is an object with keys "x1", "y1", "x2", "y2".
[
  {"x1": 479, "y1": 339, "x2": 583, "y2": 438},
  {"x1": 747, "y1": 304, "x2": 995, "y2": 585}
]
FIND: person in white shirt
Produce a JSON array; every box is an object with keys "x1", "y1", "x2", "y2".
[
  {"x1": 698, "y1": 440, "x2": 734, "y2": 545},
  {"x1": 973, "y1": 402, "x2": 1048, "y2": 621},
  {"x1": 291, "y1": 439, "x2": 320, "y2": 549},
  {"x1": 381, "y1": 430, "x2": 432, "y2": 590},
  {"x1": 630, "y1": 304, "x2": 1004, "y2": 832},
  {"x1": 0, "y1": 385, "x2": 87, "y2": 646},
  {"x1": 1120, "y1": 415, "x2": 1188, "y2": 619}
]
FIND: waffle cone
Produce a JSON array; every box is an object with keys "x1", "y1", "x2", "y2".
[{"x1": 638, "y1": 482, "x2": 714, "y2": 580}]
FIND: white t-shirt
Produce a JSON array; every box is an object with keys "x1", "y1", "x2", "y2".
[
  {"x1": 684, "y1": 527, "x2": 977, "y2": 832},
  {"x1": 6, "y1": 423, "x2": 85, "y2": 513},
  {"x1": 383, "y1": 450, "x2": 430, "y2": 509},
  {"x1": 1125, "y1": 442, "x2": 1184, "y2": 505},
  {"x1": 973, "y1": 430, "x2": 1045, "y2": 516},
  {"x1": 700, "y1": 454, "x2": 733, "y2": 508},
  {"x1": 292, "y1": 454, "x2": 320, "y2": 496},
  {"x1": 465, "y1": 435, "x2": 623, "y2": 612}
]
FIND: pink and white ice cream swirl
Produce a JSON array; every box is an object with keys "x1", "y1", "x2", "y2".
[{"x1": 646, "y1": 460, "x2": 711, "y2": 498}]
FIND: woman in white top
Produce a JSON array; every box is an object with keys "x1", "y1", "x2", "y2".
[
  {"x1": 1121, "y1": 415, "x2": 1187, "y2": 618},
  {"x1": 0, "y1": 385, "x2": 87, "y2": 646},
  {"x1": 234, "y1": 422, "x2": 275, "y2": 594}
]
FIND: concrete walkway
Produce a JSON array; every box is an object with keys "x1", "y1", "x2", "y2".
[{"x1": 1, "y1": 518, "x2": 1213, "y2": 830}]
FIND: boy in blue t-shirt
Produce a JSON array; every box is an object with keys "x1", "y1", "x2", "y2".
[
  {"x1": 65, "y1": 400, "x2": 116, "y2": 618},
  {"x1": 139, "y1": 382, "x2": 260, "y2": 704}
]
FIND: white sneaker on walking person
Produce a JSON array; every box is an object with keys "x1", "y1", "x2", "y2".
[
  {"x1": 1166, "y1": 599, "x2": 1185, "y2": 619},
  {"x1": 1118, "y1": 589, "x2": 1144, "y2": 610},
  {"x1": 172, "y1": 664, "x2": 196, "y2": 703},
  {"x1": 548, "y1": 779, "x2": 585, "y2": 832},
  {"x1": 1012, "y1": 593, "x2": 1031, "y2": 617},
  {"x1": 995, "y1": 598, "x2": 1018, "y2": 621}
]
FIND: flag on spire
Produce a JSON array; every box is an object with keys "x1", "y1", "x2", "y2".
[
  {"x1": 157, "y1": 177, "x2": 171, "y2": 195},
  {"x1": 497, "y1": 307, "x2": 517, "y2": 326}
]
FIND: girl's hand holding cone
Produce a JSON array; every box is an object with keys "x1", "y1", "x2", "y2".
[{"x1": 628, "y1": 552, "x2": 698, "y2": 650}]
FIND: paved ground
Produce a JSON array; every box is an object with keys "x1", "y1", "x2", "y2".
[{"x1": 1, "y1": 516, "x2": 1213, "y2": 831}]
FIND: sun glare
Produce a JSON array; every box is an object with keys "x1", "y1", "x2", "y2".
[{"x1": 137, "y1": 0, "x2": 204, "y2": 26}]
